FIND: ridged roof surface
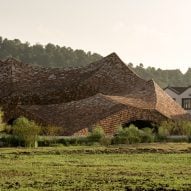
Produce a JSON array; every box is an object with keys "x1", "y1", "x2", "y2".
[{"x1": 0, "y1": 53, "x2": 190, "y2": 135}]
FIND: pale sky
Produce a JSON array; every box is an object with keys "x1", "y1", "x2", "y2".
[{"x1": 0, "y1": 0, "x2": 191, "y2": 72}]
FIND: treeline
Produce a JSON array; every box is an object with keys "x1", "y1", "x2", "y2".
[
  {"x1": 0, "y1": 37, "x2": 102, "y2": 68},
  {"x1": 129, "y1": 63, "x2": 191, "y2": 88},
  {"x1": 0, "y1": 37, "x2": 191, "y2": 88}
]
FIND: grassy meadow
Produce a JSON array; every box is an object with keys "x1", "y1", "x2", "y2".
[{"x1": 0, "y1": 143, "x2": 191, "y2": 191}]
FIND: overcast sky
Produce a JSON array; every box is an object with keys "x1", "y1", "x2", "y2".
[{"x1": 0, "y1": 0, "x2": 191, "y2": 72}]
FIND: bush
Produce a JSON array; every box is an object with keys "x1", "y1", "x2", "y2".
[
  {"x1": 158, "y1": 120, "x2": 191, "y2": 137},
  {"x1": 88, "y1": 126, "x2": 105, "y2": 143},
  {"x1": 125, "y1": 124, "x2": 141, "y2": 144},
  {"x1": 140, "y1": 128, "x2": 154, "y2": 143},
  {"x1": 0, "y1": 135, "x2": 21, "y2": 147},
  {"x1": 38, "y1": 137, "x2": 58, "y2": 147},
  {"x1": 41, "y1": 125, "x2": 63, "y2": 136},
  {"x1": 154, "y1": 134, "x2": 167, "y2": 142},
  {"x1": 112, "y1": 124, "x2": 142, "y2": 144},
  {"x1": 100, "y1": 136, "x2": 112, "y2": 146},
  {"x1": 112, "y1": 126, "x2": 128, "y2": 144},
  {"x1": 158, "y1": 121, "x2": 173, "y2": 137},
  {"x1": 180, "y1": 121, "x2": 191, "y2": 136},
  {"x1": 38, "y1": 136, "x2": 89, "y2": 147},
  {"x1": 0, "y1": 111, "x2": 6, "y2": 133},
  {"x1": 12, "y1": 117, "x2": 41, "y2": 147}
]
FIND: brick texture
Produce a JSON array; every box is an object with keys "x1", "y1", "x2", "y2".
[{"x1": 0, "y1": 53, "x2": 190, "y2": 136}]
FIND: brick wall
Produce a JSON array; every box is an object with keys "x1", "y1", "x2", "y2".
[{"x1": 0, "y1": 53, "x2": 190, "y2": 136}]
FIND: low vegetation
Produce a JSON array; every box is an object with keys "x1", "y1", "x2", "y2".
[
  {"x1": 0, "y1": 111, "x2": 6, "y2": 133},
  {"x1": 0, "y1": 144, "x2": 191, "y2": 191},
  {"x1": 112, "y1": 124, "x2": 154, "y2": 144},
  {"x1": 0, "y1": 113, "x2": 191, "y2": 190},
  {"x1": 158, "y1": 120, "x2": 191, "y2": 136},
  {"x1": 12, "y1": 117, "x2": 41, "y2": 147},
  {"x1": 1, "y1": 117, "x2": 191, "y2": 147}
]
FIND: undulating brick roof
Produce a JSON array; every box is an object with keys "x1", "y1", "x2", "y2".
[{"x1": 0, "y1": 53, "x2": 190, "y2": 135}]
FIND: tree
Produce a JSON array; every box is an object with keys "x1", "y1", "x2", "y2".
[
  {"x1": 12, "y1": 117, "x2": 41, "y2": 147},
  {"x1": 0, "y1": 36, "x2": 102, "y2": 68},
  {"x1": 128, "y1": 62, "x2": 133, "y2": 68},
  {"x1": 139, "y1": 63, "x2": 144, "y2": 68},
  {"x1": 0, "y1": 110, "x2": 5, "y2": 132}
]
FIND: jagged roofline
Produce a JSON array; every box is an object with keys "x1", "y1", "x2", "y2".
[
  {"x1": 151, "y1": 80, "x2": 188, "y2": 116},
  {"x1": 92, "y1": 52, "x2": 147, "y2": 81},
  {"x1": 0, "y1": 52, "x2": 146, "y2": 82},
  {"x1": 102, "y1": 79, "x2": 158, "y2": 110},
  {"x1": 0, "y1": 53, "x2": 147, "y2": 82},
  {"x1": 0, "y1": 54, "x2": 169, "y2": 98},
  {"x1": 148, "y1": 79, "x2": 173, "y2": 110}
]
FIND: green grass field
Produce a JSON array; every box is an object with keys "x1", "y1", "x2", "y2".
[{"x1": 0, "y1": 143, "x2": 191, "y2": 191}]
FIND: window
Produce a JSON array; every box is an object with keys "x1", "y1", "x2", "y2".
[{"x1": 182, "y1": 98, "x2": 191, "y2": 110}]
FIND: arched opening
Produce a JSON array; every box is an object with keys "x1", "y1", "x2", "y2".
[{"x1": 122, "y1": 120, "x2": 157, "y2": 131}]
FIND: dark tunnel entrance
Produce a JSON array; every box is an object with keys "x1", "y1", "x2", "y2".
[
  {"x1": 7, "y1": 118, "x2": 17, "y2": 125},
  {"x1": 122, "y1": 120, "x2": 157, "y2": 131}
]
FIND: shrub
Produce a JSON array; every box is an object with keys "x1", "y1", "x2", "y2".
[
  {"x1": 158, "y1": 120, "x2": 191, "y2": 137},
  {"x1": 112, "y1": 126, "x2": 127, "y2": 144},
  {"x1": 12, "y1": 117, "x2": 41, "y2": 147},
  {"x1": 140, "y1": 128, "x2": 154, "y2": 143},
  {"x1": 0, "y1": 135, "x2": 21, "y2": 147},
  {"x1": 125, "y1": 124, "x2": 141, "y2": 144},
  {"x1": 172, "y1": 120, "x2": 190, "y2": 135},
  {"x1": 100, "y1": 136, "x2": 112, "y2": 146},
  {"x1": 88, "y1": 126, "x2": 105, "y2": 143},
  {"x1": 154, "y1": 134, "x2": 167, "y2": 142},
  {"x1": 0, "y1": 111, "x2": 6, "y2": 133},
  {"x1": 38, "y1": 138, "x2": 58, "y2": 147},
  {"x1": 38, "y1": 136, "x2": 89, "y2": 147},
  {"x1": 158, "y1": 121, "x2": 173, "y2": 137},
  {"x1": 180, "y1": 121, "x2": 191, "y2": 136},
  {"x1": 41, "y1": 125, "x2": 63, "y2": 136},
  {"x1": 112, "y1": 124, "x2": 141, "y2": 144}
]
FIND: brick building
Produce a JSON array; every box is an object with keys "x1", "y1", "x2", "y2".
[{"x1": 0, "y1": 53, "x2": 190, "y2": 135}]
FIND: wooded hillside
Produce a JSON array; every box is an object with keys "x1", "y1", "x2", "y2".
[
  {"x1": 0, "y1": 37, "x2": 190, "y2": 88},
  {"x1": 0, "y1": 37, "x2": 102, "y2": 68}
]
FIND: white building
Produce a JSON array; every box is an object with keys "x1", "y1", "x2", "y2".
[{"x1": 164, "y1": 86, "x2": 191, "y2": 113}]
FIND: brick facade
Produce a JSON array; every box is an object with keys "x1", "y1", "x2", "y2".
[{"x1": 0, "y1": 53, "x2": 190, "y2": 136}]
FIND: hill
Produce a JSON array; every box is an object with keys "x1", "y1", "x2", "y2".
[
  {"x1": 0, "y1": 36, "x2": 102, "y2": 68},
  {"x1": 0, "y1": 36, "x2": 191, "y2": 88}
]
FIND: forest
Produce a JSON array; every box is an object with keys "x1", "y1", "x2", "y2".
[{"x1": 0, "y1": 36, "x2": 191, "y2": 88}]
